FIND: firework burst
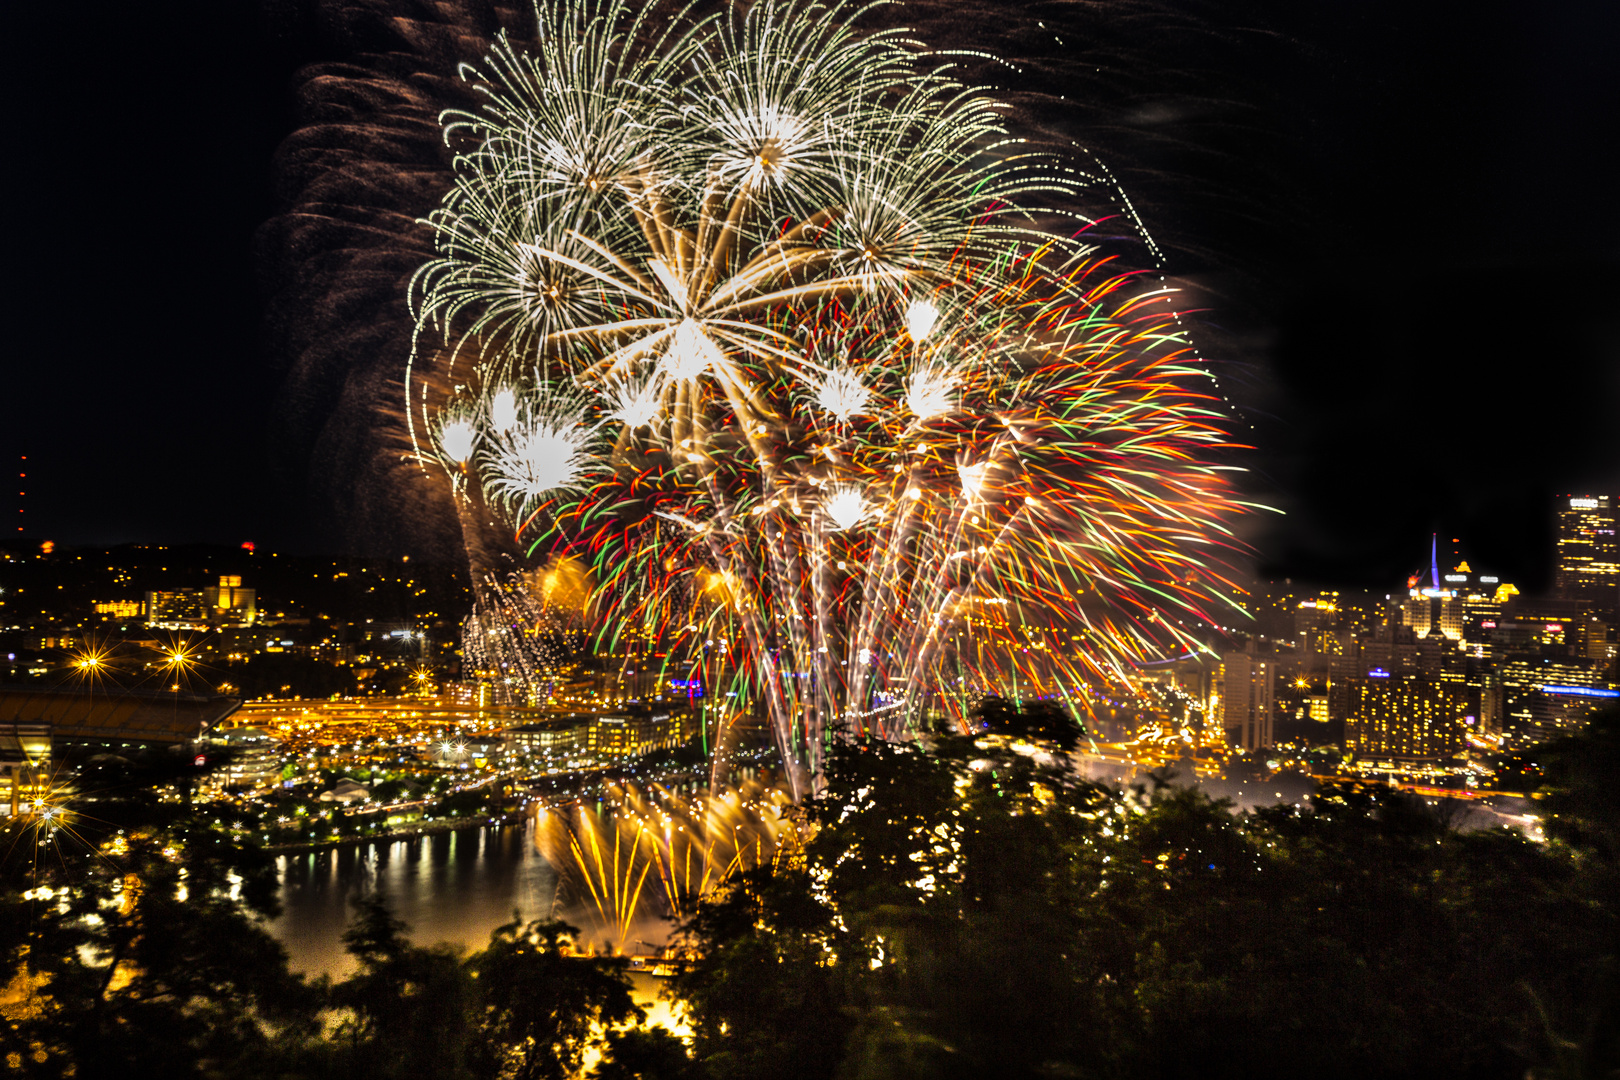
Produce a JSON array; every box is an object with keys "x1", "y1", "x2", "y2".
[{"x1": 410, "y1": 0, "x2": 1248, "y2": 794}]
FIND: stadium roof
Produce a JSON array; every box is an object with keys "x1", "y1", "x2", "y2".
[{"x1": 0, "y1": 686, "x2": 241, "y2": 747}]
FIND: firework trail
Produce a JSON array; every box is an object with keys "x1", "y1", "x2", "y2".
[
  {"x1": 402, "y1": 0, "x2": 1249, "y2": 794},
  {"x1": 411, "y1": 0, "x2": 1244, "y2": 793},
  {"x1": 462, "y1": 558, "x2": 593, "y2": 704}
]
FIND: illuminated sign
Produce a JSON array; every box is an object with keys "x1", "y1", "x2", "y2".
[
  {"x1": 1540, "y1": 685, "x2": 1619, "y2": 699},
  {"x1": 1480, "y1": 576, "x2": 1498, "y2": 583},
  {"x1": 1443, "y1": 574, "x2": 1466, "y2": 582},
  {"x1": 1569, "y1": 498, "x2": 1599, "y2": 509},
  {"x1": 1480, "y1": 620, "x2": 1497, "y2": 629},
  {"x1": 1368, "y1": 668, "x2": 1390, "y2": 678},
  {"x1": 1545, "y1": 624, "x2": 1563, "y2": 633}
]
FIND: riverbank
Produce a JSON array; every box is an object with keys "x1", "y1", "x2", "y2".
[{"x1": 266, "y1": 809, "x2": 530, "y2": 853}]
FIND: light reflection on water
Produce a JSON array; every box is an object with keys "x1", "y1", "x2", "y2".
[{"x1": 272, "y1": 821, "x2": 558, "y2": 976}]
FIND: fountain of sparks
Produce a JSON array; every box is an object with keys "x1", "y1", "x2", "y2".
[
  {"x1": 410, "y1": 0, "x2": 1249, "y2": 796},
  {"x1": 536, "y1": 780, "x2": 802, "y2": 947}
]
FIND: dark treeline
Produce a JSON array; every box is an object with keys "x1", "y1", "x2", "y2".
[{"x1": 2, "y1": 705, "x2": 1616, "y2": 1078}]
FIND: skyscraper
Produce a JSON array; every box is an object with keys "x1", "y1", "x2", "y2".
[
  {"x1": 1554, "y1": 495, "x2": 1619, "y2": 615},
  {"x1": 1218, "y1": 650, "x2": 1274, "y2": 752}
]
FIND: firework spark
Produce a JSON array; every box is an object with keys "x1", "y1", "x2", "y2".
[
  {"x1": 409, "y1": 0, "x2": 1248, "y2": 794},
  {"x1": 537, "y1": 780, "x2": 801, "y2": 945}
]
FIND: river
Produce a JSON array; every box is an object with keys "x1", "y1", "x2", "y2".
[{"x1": 271, "y1": 821, "x2": 560, "y2": 976}]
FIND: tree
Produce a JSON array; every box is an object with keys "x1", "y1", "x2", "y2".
[
  {"x1": 0, "y1": 800, "x2": 320, "y2": 1077},
  {"x1": 590, "y1": 1025, "x2": 702, "y2": 1080},
  {"x1": 973, "y1": 696, "x2": 1087, "y2": 752},
  {"x1": 1524, "y1": 707, "x2": 1620, "y2": 1075},
  {"x1": 468, "y1": 914, "x2": 642, "y2": 1080},
  {"x1": 670, "y1": 703, "x2": 1619, "y2": 1080},
  {"x1": 321, "y1": 893, "x2": 480, "y2": 1079}
]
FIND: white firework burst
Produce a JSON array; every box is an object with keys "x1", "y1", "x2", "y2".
[
  {"x1": 603, "y1": 374, "x2": 661, "y2": 428},
  {"x1": 823, "y1": 485, "x2": 869, "y2": 531},
  {"x1": 490, "y1": 387, "x2": 519, "y2": 433},
  {"x1": 478, "y1": 381, "x2": 599, "y2": 512},
  {"x1": 905, "y1": 298, "x2": 941, "y2": 342},
  {"x1": 804, "y1": 364, "x2": 871, "y2": 422},
  {"x1": 904, "y1": 363, "x2": 958, "y2": 421},
  {"x1": 433, "y1": 400, "x2": 480, "y2": 468}
]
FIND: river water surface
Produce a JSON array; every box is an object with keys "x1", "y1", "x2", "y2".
[{"x1": 272, "y1": 822, "x2": 559, "y2": 976}]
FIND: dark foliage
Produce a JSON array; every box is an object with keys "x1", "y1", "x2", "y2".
[{"x1": 673, "y1": 708, "x2": 1620, "y2": 1080}]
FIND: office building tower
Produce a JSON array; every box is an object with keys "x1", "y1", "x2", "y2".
[
  {"x1": 1554, "y1": 495, "x2": 1619, "y2": 615},
  {"x1": 202, "y1": 575, "x2": 257, "y2": 627},
  {"x1": 1218, "y1": 650, "x2": 1274, "y2": 752}
]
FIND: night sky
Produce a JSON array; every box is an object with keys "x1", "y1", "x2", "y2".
[{"x1": 4, "y1": 0, "x2": 1617, "y2": 595}]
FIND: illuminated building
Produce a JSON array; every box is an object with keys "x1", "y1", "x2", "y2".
[
  {"x1": 93, "y1": 599, "x2": 144, "y2": 620},
  {"x1": 1572, "y1": 613, "x2": 1616, "y2": 663},
  {"x1": 1554, "y1": 495, "x2": 1619, "y2": 615},
  {"x1": 0, "y1": 721, "x2": 50, "y2": 816},
  {"x1": 585, "y1": 709, "x2": 699, "y2": 757},
  {"x1": 1399, "y1": 535, "x2": 1464, "y2": 641},
  {"x1": 506, "y1": 708, "x2": 699, "y2": 760},
  {"x1": 1217, "y1": 649, "x2": 1274, "y2": 752},
  {"x1": 1499, "y1": 656, "x2": 1618, "y2": 744},
  {"x1": 1358, "y1": 618, "x2": 1418, "y2": 679},
  {"x1": 506, "y1": 721, "x2": 584, "y2": 757},
  {"x1": 146, "y1": 588, "x2": 210, "y2": 630},
  {"x1": 1345, "y1": 672, "x2": 1468, "y2": 762},
  {"x1": 146, "y1": 577, "x2": 257, "y2": 630},
  {"x1": 1292, "y1": 593, "x2": 1340, "y2": 640},
  {"x1": 200, "y1": 726, "x2": 284, "y2": 795},
  {"x1": 0, "y1": 685, "x2": 239, "y2": 795},
  {"x1": 203, "y1": 575, "x2": 257, "y2": 627}
]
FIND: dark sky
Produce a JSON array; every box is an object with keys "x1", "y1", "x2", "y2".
[{"x1": 4, "y1": 0, "x2": 1617, "y2": 595}]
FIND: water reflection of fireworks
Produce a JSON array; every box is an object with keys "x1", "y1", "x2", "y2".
[{"x1": 537, "y1": 779, "x2": 802, "y2": 946}]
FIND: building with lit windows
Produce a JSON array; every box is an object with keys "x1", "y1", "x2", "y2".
[
  {"x1": 505, "y1": 708, "x2": 699, "y2": 762},
  {"x1": 1399, "y1": 536, "x2": 1468, "y2": 641},
  {"x1": 146, "y1": 588, "x2": 210, "y2": 630},
  {"x1": 505, "y1": 720, "x2": 585, "y2": 757},
  {"x1": 146, "y1": 577, "x2": 257, "y2": 630},
  {"x1": 1499, "y1": 656, "x2": 1618, "y2": 744},
  {"x1": 1217, "y1": 650, "x2": 1274, "y2": 752},
  {"x1": 1554, "y1": 495, "x2": 1618, "y2": 616},
  {"x1": 203, "y1": 575, "x2": 257, "y2": 627},
  {"x1": 1345, "y1": 672, "x2": 1468, "y2": 762}
]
